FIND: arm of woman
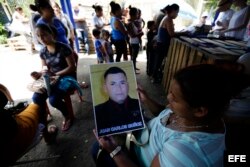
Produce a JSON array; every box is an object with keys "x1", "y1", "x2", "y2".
[
  {"x1": 55, "y1": 55, "x2": 76, "y2": 76},
  {"x1": 94, "y1": 131, "x2": 138, "y2": 167},
  {"x1": 165, "y1": 18, "x2": 175, "y2": 37},
  {"x1": 0, "y1": 84, "x2": 14, "y2": 102},
  {"x1": 115, "y1": 19, "x2": 128, "y2": 36},
  {"x1": 137, "y1": 85, "x2": 165, "y2": 116}
]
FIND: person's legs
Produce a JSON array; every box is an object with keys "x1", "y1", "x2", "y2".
[
  {"x1": 152, "y1": 42, "x2": 168, "y2": 82},
  {"x1": 83, "y1": 29, "x2": 90, "y2": 54},
  {"x1": 32, "y1": 92, "x2": 58, "y2": 143},
  {"x1": 114, "y1": 40, "x2": 123, "y2": 62},
  {"x1": 32, "y1": 92, "x2": 47, "y2": 124},
  {"x1": 121, "y1": 40, "x2": 128, "y2": 61},
  {"x1": 48, "y1": 90, "x2": 69, "y2": 119},
  {"x1": 131, "y1": 44, "x2": 140, "y2": 70},
  {"x1": 148, "y1": 48, "x2": 156, "y2": 76}
]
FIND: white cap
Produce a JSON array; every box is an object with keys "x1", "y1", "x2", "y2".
[{"x1": 201, "y1": 11, "x2": 208, "y2": 17}]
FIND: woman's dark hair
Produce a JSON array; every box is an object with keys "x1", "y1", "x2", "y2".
[
  {"x1": 165, "y1": 4, "x2": 179, "y2": 14},
  {"x1": 92, "y1": 5, "x2": 102, "y2": 12},
  {"x1": 30, "y1": 0, "x2": 53, "y2": 13},
  {"x1": 128, "y1": 5, "x2": 138, "y2": 17},
  {"x1": 36, "y1": 23, "x2": 57, "y2": 37},
  {"x1": 110, "y1": 1, "x2": 121, "y2": 14},
  {"x1": 174, "y1": 64, "x2": 249, "y2": 120}
]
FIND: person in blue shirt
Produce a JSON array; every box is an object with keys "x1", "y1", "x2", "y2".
[
  {"x1": 110, "y1": 1, "x2": 128, "y2": 62},
  {"x1": 30, "y1": 0, "x2": 69, "y2": 45}
]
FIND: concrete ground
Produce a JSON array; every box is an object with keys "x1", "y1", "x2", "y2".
[{"x1": 0, "y1": 45, "x2": 166, "y2": 167}]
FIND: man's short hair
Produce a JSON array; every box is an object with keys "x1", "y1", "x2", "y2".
[{"x1": 104, "y1": 67, "x2": 127, "y2": 80}]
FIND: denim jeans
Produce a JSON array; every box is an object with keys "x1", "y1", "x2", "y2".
[{"x1": 32, "y1": 84, "x2": 68, "y2": 118}]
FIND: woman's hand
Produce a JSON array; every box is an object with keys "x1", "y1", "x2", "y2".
[
  {"x1": 137, "y1": 84, "x2": 149, "y2": 103},
  {"x1": 93, "y1": 129, "x2": 118, "y2": 153}
]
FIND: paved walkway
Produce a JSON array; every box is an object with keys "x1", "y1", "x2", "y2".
[{"x1": 0, "y1": 45, "x2": 166, "y2": 167}]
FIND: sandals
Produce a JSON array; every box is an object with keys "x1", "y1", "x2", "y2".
[
  {"x1": 79, "y1": 81, "x2": 89, "y2": 89},
  {"x1": 43, "y1": 125, "x2": 58, "y2": 144},
  {"x1": 62, "y1": 119, "x2": 73, "y2": 131}
]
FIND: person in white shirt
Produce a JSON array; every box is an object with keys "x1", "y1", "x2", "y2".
[
  {"x1": 9, "y1": 6, "x2": 30, "y2": 37},
  {"x1": 213, "y1": 0, "x2": 234, "y2": 31},
  {"x1": 72, "y1": 3, "x2": 89, "y2": 54},
  {"x1": 223, "y1": 0, "x2": 250, "y2": 40},
  {"x1": 92, "y1": 5, "x2": 108, "y2": 30}
]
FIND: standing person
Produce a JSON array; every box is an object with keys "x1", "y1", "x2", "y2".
[
  {"x1": 135, "y1": 8, "x2": 145, "y2": 51},
  {"x1": 8, "y1": 6, "x2": 30, "y2": 37},
  {"x1": 30, "y1": 12, "x2": 43, "y2": 52},
  {"x1": 110, "y1": 1, "x2": 128, "y2": 62},
  {"x1": 146, "y1": 21, "x2": 157, "y2": 76},
  {"x1": 29, "y1": 0, "x2": 69, "y2": 45},
  {"x1": 92, "y1": 5, "x2": 108, "y2": 30},
  {"x1": 127, "y1": 6, "x2": 143, "y2": 73},
  {"x1": 212, "y1": 0, "x2": 234, "y2": 32},
  {"x1": 34, "y1": 23, "x2": 77, "y2": 131},
  {"x1": 153, "y1": 6, "x2": 167, "y2": 33},
  {"x1": 92, "y1": 28, "x2": 109, "y2": 63},
  {"x1": 223, "y1": 0, "x2": 250, "y2": 40},
  {"x1": 52, "y1": 2, "x2": 75, "y2": 49},
  {"x1": 102, "y1": 30, "x2": 114, "y2": 62},
  {"x1": 92, "y1": 64, "x2": 248, "y2": 167},
  {"x1": 152, "y1": 4, "x2": 181, "y2": 83},
  {"x1": 73, "y1": 3, "x2": 90, "y2": 54}
]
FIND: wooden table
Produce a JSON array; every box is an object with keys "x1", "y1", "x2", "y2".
[{"x1": 162, "y1": 36, "x2": 247, "y2": 93}]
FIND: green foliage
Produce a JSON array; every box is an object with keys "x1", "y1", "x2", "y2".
[
  {"x1": 0, "y1": 23, "x2": 7, "y2": 44},
  {"x1": 205, "y1": 0, "x2": 250, "y2": 10},
  {"x1": 5, "y1": 0, "x2": 35, "y2": 17}
]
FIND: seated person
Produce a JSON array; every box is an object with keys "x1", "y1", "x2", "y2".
[
  {"x1": 212, "y1": 0, "x2": 234, "y2": 32},
  {"x1": 94, "y1": 67, "x2": 143, "y2": 136},
  {"x1": 92, "y1": 64, "x2": 247, "y2": 166},
  {"x1": 0, "y1": 85, "x2": 57, "y2": 166},
  {"x1": 33, "y1": 23, "x2": 77, "y2": 131}
]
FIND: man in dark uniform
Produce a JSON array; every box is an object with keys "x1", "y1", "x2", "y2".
[{"x1": 94, "y1": 67, "x2": 144, "y2": 136}]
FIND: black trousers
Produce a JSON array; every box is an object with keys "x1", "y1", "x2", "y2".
[
  {"x1": 113, "y1": 40, "x2": 128, "y2": 62},
  {"x1": 131, "y1": 44, "x2": 140, "y2": 69}
]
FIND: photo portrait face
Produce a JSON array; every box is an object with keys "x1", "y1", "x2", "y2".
[{"x1": 104, "y1": 73, "x2": 129, "y2": 104}]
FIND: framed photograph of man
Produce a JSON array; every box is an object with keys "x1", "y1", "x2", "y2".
[{"x1": 90, "y1": 61, "x2": 145, "y2": 137}]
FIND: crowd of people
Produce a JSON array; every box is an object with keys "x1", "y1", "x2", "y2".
[{"x1": 1, "y1": 0, "x2": 250, "y2": 166}]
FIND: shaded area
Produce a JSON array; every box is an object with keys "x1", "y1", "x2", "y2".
[{"x1": 1, "y1": 50, "x2": 166, "y2": 167}]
